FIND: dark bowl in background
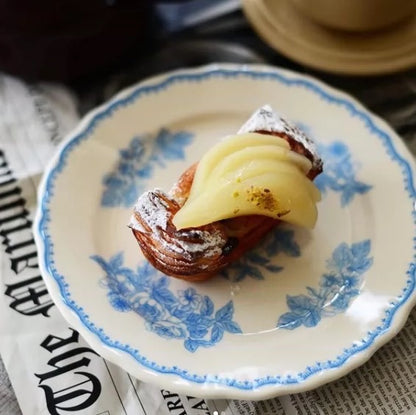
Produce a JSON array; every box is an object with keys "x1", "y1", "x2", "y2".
[{"x1": 0, "y1": 0, "x2": 155, "y2": 82}]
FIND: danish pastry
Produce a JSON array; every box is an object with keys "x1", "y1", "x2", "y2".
[{"x1": 129, "y1": 106, "x2": 323, "y2": 281}]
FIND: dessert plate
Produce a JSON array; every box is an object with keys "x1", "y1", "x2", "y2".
[
  {"x1": 243, "y1": 0, "x2": 416, "y2": 75},
  {"x1": 34, "y1": 64, "x2": 416, "y2": 400}
]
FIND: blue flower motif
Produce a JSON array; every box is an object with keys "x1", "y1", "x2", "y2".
[
  {"x1": 178, "y1": 288, "x2": 202, "y2": 310},
  {"x1": 101, "y1": 128, "x2": 193, "y2": 207},
  {"x1": 315, "y1": 141, "x2": 372, "y2": 207},
  {"x1": 91, "y1": 253, "x2": 242, "y2": 352},
  {"x1": 277, "y1": 240, "x2": 373, "y2": 330},
  {"x1": 131, "y1": 293, "x2": 164, "y2": 323},
  {"x1": 151, "y1": 128, "x2": 193, "y2": 166}
]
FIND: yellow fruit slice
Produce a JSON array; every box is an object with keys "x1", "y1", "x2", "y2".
[
  {"x1": 189, "y1": 133, "x2": 289, "y2": 197},
  {"x1": 172, "y1": 132, "x2": 320, "y2": 230}
]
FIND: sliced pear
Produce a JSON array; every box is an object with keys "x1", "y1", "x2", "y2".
[
  {"x1": 172, "y1": 131, "x2": 320, "y2": 231},
  {"x1": 205, "y1": 146, "x2": 312, "y2": 190},
  {"x1": 190, "y1": 133, "x2": 289, "y2": 196},
  {"x1": 173, "y1": 172, "x2": 318, "y2": 230},
  {"x1": 218, "y1": 160, "x2": 321, "y2": 202}
]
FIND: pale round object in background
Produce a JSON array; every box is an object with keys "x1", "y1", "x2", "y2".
[
  {"x1": 290, "y1": 0, "x2": 416, "y2": 32},
  {"x1": 243, "y1": 0, "x2": 416, "y2": 75}
]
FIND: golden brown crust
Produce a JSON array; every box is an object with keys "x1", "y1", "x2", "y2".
[{"x1": 131, "y1": 190, "x2": 229, "y2": 281}]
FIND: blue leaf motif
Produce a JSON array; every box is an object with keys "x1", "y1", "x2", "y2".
[
  {"x1": 153, "y1": 276, "x2": 169, "y2": 289},
  {"x1": 321, "y1": 274, "x2": 341, "y2": 288},
  {"x1": 328, "y1": 243, "x2": 354, "y2": 276},
  {"x1": 185, "y1": 313, "x2": 211, "y2": 339},
  {"x1": 184, "y1": 339, "x2": 199, "y2": 353},
  {"x1": 222, "y1": 321, "x2": 242, "y2": 334},
  {"x1": 124, "y1": 182, "x2": 140, "y2": 206},
  {"x1": 91, "y1": 254, "x2": 112, "y2": 274},
  {"x1": 329, "y1": 293, "x2": 352, "y2": 311},
  {"x1": 101, "y1": 128, "x2": 194, "y2": 207},
  {"x1": 306, "y1": 286, "x2": 320, "y2": 298},
  {"x1": 246, "y1": 266, "x2": 264, "y2": 280},
  {"x1": 136, "y1": 167, "x2": 151, "y2": 179},
  {"x1": 315, "y1": 141, "x2": 372, "y2": 206},
  {"x1": 287, "y1": 295, "x2": 319, "y2": 314},
  {"x1": 215, "y1": 301, "x2": 234, "y2": 323},
  {"x1": 222, "y1": 226, "x2": 298, "y2": 281},
  {"x1": 277, "y1": 240, "x2": 373, "y2": 330},
  {"x1": 340, "y1": 186, "x2": 356, "y2": 207},
  {"x1": 103, "y1": 174, "x2": 124, "y2": 188},
  {"x1": 150, "y1": 321, "x2": 187, "y2": 340},
  {"x1": 327, "y1": 240, "x2": 373, "y2": 278},
  {"x1": 200, "y1": 296, "x2": 214, "y2": 317},
  {"x1": 211, "y1": 324, "x2": 224, "y2": 343},
  {"x1": 101, "y1": 189, "x2": 121, "y2": 207},
  {"x1": 152, "y1": 287, "x2": 177, "y2": 309},
  {"x1": 277, "y1": 312, "x2": 303, "y2": 330},
  {"x1": 352, "y1": 239, "x2": 371, "y2": 258},
  {"x1": 109, "y1": 252, "x2": 124, "y2": 270},
  {"x1": 280, "y1": 299, "x2": 323, "y2": 328},
  {"x1": 108, "y1": 294, "x2": 131, "y2": 312},
  {"x1": 118, "y1": 161, "x2": 135, "y2": 176},
  {"x1": 134, "y1": 262, "x2": 153, "y2": 288},
  {"x1": 315, "y1": 174, "x2": 339, "y2": 194},
  {"x1": 246, "y1": 253, "x2": 269, "y2": 266},
  {"x1": 355, "y1": 181, "x2": 373, "y2": 194},
  {"x1": 154, "y1": 128, "x2": 193, "y2": 160},
  {"x1": 265, "y1": 228, "x2": 301, "y2": 257},
  {"x1": 265, "y1": 264, "x2": 284, "y2": 273},
  {"x1": 303, "y1": 309, "x2": 322, "y2": 327},
  {"x1": 170, "y1": 305, "x2": 192, "y2": 320},
  {"x1": 350, "y1": 240, "x2": 373, "y2": 274}
]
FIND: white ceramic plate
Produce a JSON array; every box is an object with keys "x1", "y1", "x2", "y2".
[{"x1": 34, "y1": 64, "x2": 416, "y2": 400}]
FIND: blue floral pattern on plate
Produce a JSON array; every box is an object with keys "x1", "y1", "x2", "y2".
[
  {"x1": 277, "y1": 240, "x2": 373, "y2": 329},
  {"x1": 315, "y1": 142, "x2": 372, "y2": 207},
  {"x1": 101, "y1": 128, "x2": 193, "y2": 207},
  {"x1": 91, "y1": 253, "x2": 242, "y2": 352},
  {"x1": 221, "y1": 228, "x2": 300, "y2": 282}
]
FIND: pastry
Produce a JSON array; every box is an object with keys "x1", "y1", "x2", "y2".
[{"x1": 129, "y1": 105, "x2": 323, "y2": 282}]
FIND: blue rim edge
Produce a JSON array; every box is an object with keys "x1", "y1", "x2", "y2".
[{"x1": 38, "y1": 67, "x2": 416, "y2": 390}]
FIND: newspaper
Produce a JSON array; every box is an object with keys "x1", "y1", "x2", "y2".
[{"x1": 0, "y1": 72, "x2": 416, "y2": 415}]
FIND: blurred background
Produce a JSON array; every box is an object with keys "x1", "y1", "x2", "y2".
[{"x1": 0, "y1": 0, "x2": 415, "y2": 146}]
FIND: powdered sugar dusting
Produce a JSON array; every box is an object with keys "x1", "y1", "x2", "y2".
[
  {"x1": 129, "y1": 189, "x2": 226, "y2": 259},
  {"x1": 129, "y1": 189, "x2": 169, "y2": 233},
  {"x1": 168, "y1": 182, "x2": 187, "y2": 206},
  {"x1": 238, "y1": 105, "x2": 321, "y2": 172},
  {"x1": 177, "y1": 229, "x2": 224, "y2": 256}
]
